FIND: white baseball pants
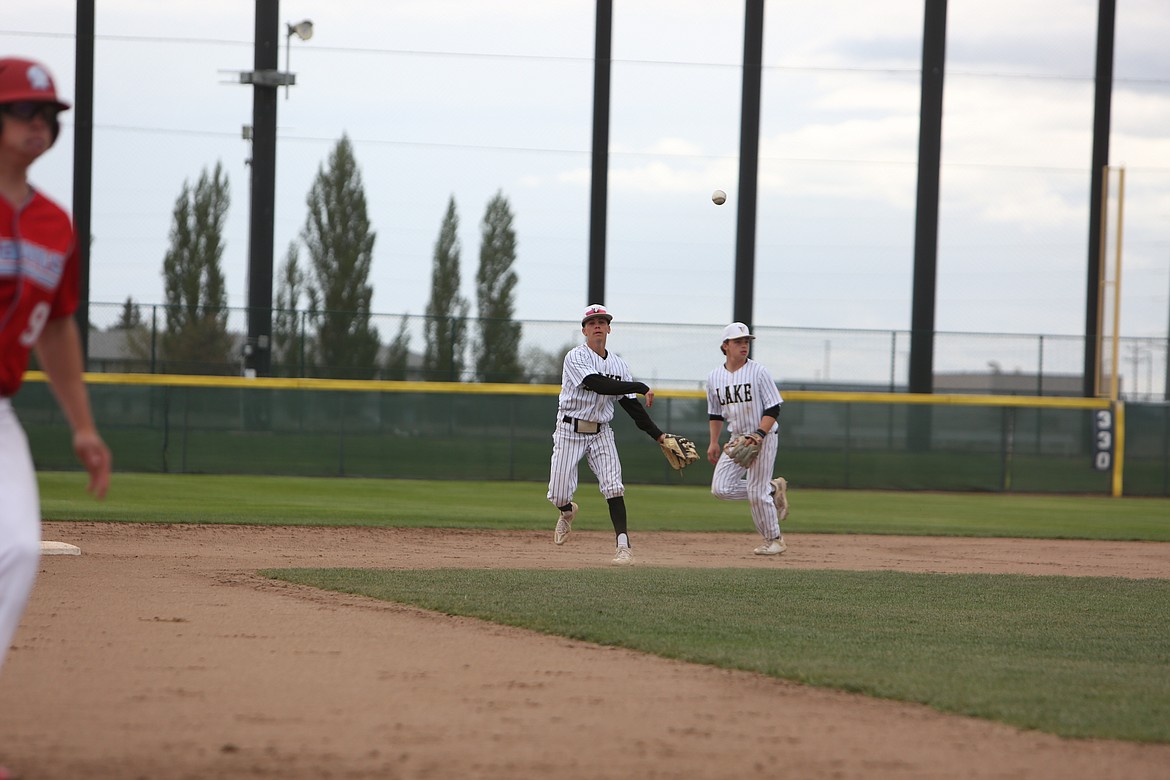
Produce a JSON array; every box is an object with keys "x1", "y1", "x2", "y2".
[
  {"x1": 711, "y1": 432, "x2": 781, "y2": 541},
  {"x1": 547, "y1": 422, "x2": 625, "y2": 507},
  {"x1": 0, "y1": 398, "x2": 42, "y2": 673}
]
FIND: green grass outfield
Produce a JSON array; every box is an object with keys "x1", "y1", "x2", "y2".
[
  {"x1": 39, "y1": 471, "x2": 1170, "y2": 742},
  {"x1": 38, "y1": 471, "x2": 1170, "y2": 540}
]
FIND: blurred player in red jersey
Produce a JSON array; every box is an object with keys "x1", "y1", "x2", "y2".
[{"x1": 0, "y1": 58, "x2": 111, "y2": 683}]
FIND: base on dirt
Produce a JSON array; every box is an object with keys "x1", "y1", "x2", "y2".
[{"x1": 41, "y1": 540, "x2": 81, "y2": 555}]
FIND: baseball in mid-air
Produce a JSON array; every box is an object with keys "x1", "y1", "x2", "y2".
[{"x1": 711, "y1": 189, "x2": 727, "y2": 205}]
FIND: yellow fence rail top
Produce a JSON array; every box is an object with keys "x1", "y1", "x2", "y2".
[
  {"x1": 24, "y1": 371, "x2": 560, "y2": 396},
  {"x1": 22, "y1": 371, "x2": 1111, "y2": 409}
]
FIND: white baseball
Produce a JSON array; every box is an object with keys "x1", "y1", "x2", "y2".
[{"x1": 711, "y1": 189, "x2": 727, "y2": 205}]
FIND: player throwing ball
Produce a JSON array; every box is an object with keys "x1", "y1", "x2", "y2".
[
  {"x1": 707, "y1": 322, "x2": 789, "y2": 555},
  {"x1": 548, "y1": 304, "x2": 668, "y2": 565},
  {"x1": 0, "y1": 58, "x2": 112, "y2": 677}
]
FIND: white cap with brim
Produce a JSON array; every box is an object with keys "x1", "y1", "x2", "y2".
[
  {"x1": 582, "y1": 304, "x2": 613, "y2": 326},
  {"x1": 721, "y1": 322, "x2": 755, "y2": 343}
]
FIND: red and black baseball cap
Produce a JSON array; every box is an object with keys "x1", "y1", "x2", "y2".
[{"x1": 581, "y1": 304, "x2": 613, "y2": 326}]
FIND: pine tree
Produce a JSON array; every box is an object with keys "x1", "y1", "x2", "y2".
[
  {"x1": 161, "y1": 162, "x2": 233, "y2": 374},
  {"x1": 113, "y1": 296, "x2": 143, "y2": 329},
  {"x1": 112, "y1": 295, "x2": 152, "y2": 369},
  {"x1": 383, "y1": 316, "x2": 412, "y2": 380},
  {"x1": 475, "y1": 191, "x2": 523, "y2": 383},
  {"x1": 423, "y1": 196, "x2": 469, "y2": 382},
  {"x1": 302, "y1": 135, "x2": 381, "y2": 379},
  {"x1": 273, "y1": 242, "x2": 305, "y2": 375}
]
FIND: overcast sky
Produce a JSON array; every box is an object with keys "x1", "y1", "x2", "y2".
[{"x1": 5, "y1": 0, "x2": 1169, "y2": 350}]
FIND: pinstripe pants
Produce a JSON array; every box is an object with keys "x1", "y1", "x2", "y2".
[
  {"x1": 710, "y1": 432, "x2": 780, "y2": 541},
  {"x1": 547, "y1": 422, "x2": 625, "y2": 507}
]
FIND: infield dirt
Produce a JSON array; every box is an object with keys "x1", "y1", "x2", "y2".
[{"x1": 2, "y1": 522, "x2": 1169, "y2": 779}]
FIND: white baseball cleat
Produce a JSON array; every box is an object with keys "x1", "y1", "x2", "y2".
[
  {"x1": 612, "y1": 546, "x2": 634, "y2": 565},
  {"x1": 770, "y1": 476, "x2": 789, "y2": 521},
  {"x1": 554, "y1": 502, "x2": 578, "y2": 545},
  {"x1": 753, "y1": 535, "x2": 787, "y2": 556}
]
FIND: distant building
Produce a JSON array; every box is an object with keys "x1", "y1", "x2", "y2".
[
  {"x1": 933, "y1": 371, "x2": 1085, "y2": 397},
  {"x1": 781, "y1": 372, "x2": 1088, "y2": 397},
  {"x1": 85, "y1": 328, "x2": 159, "y2": 373}
]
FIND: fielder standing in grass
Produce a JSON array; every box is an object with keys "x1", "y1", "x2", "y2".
[
  {"x1": 0, "y1": 58, "x2": 112, "y2": 680},
  {"x1": 707, "y1": 322, "x2": 789, "y2": 555},
  {"x1": 547, "y1": 304, "x2": 669, "y2": 565}
]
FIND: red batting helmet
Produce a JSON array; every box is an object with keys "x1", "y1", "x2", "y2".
[{"x1": 0, "y1": 58, "x2": 71, "y2": 110}]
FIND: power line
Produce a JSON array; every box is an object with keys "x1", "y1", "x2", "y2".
[
  {"x1": 75, "y1": 122, "x2": 1170, "y2": 173},
  {"x1": 5, "y1": 28, "x2": 1167, "y2": 85}
]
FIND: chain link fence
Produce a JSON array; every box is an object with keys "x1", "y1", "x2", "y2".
[{"x1": 84, "y1": 302, "x2": 1170, "y2": 401}]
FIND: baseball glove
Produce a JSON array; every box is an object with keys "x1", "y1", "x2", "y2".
[
  {"x1": 724, "y1": 433, "x2": 762, "y2": 468},
  {"x1": 660, "y1": 434, "x2": 700, "y2": 470}
]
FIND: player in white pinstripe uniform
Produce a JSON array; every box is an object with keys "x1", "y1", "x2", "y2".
[
  {"x1": 707, "y1": 322, "x2": 790, "y2": 555},
  {"x1": 548, "y1": 304, "x2": 667, "y2": 565}
]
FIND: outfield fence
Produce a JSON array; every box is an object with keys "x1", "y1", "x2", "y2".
[{"x1": 18, "y1": 372, "x2": 1170, "y2": 497}]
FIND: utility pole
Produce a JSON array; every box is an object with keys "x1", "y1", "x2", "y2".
[
  {"x1": 587, "y1": 0, "x2": 612, "y2": 306},
  {"x1": 73, "y1": 0, "x2": 95, "y2": 361},
  {"x1": 236, "y1": 4, "x2": 311, "y2": 376},
  {"x1": 1083, "y1": 0, "x2": 1117, "y2": 397},
  {"x1": 732, "y1": 0, "x2": 765, "y2": 331},
  {"x1": 240, "y1": 0, "x2": 283, "y2": 377},
  {"x1": 908, "y1": 0, "x2": 948, "y2": 395}
]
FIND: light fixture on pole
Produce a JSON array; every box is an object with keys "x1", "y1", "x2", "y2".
[
  {"x1": 285, "y1": 19, "x2": 313, "y2": 99},
  {"x1": 231, "y1": 3, "x2": 311, "y2": 378}
]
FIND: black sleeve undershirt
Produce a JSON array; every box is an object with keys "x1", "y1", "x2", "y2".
[
  {"x1": 582, "y1": 374, "x2": 650, "y2": 396},
  {"x1": 709, "y1": 404, "x2": 779, "y2": 423}
]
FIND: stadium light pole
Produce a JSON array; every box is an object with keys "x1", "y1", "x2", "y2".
[
  {"x1": 237, "y1": 1, "x2": 310, "y2": 377},
  {"x1": 1083, "y1": 0, "x2": 1116, "y2": 398},
  {"x1": 73, "y1": 0, "x2": 95, "y2": 362},
  {"x1": 908, "y1": 0, "x2": 947, "y2": 396},
  {"x1": 732, "y1": 0, "x2": 764, "y2": 333},
  {"x1": 587, "y1": 0, "x2": 612, "y2": 307}
]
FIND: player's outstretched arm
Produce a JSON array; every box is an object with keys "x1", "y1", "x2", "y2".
[{"x1": 581, "y1": 374, "x2": 650, "y2": 397}]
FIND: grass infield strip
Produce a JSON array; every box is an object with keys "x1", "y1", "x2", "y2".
[
  {"x1": 264, "y1": 566, "x2": 1170, "y2": 743},
  {"x1": 38, "y1": 472, "x2": 1170, "y2": 540}
]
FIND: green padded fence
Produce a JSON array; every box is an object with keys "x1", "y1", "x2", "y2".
[{"x1": 15, "y1": 373, "x2": 1170, "y2": 496}]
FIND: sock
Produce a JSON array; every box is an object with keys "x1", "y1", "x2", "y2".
[
  {"x1": 607, "y1": 496, "x2": 628, "y2": 545},
  {"x1": 558, "y1": 503, "x2": 573, "y2": 514}
]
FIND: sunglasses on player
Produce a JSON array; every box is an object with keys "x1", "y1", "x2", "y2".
[{"x1": 2, "y1": 102, "x2": 62, "y2": 123}]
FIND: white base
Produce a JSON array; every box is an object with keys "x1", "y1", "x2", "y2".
[{"x1": 40, "y1": 540, "x2": 81, "y2": 556}]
